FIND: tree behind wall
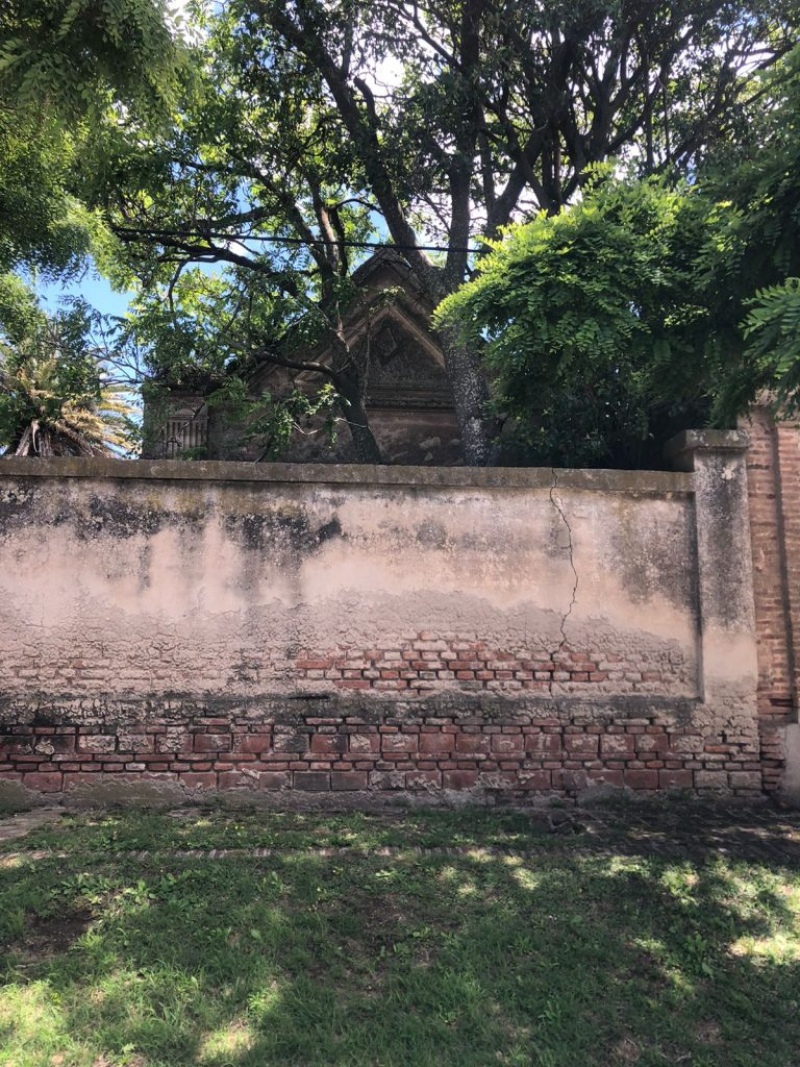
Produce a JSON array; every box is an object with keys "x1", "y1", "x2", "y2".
[
  {"x1": 90, "y1": 0, "x2": 797, "y2": 464},
  {"x1": 699, "y1": 44, "x2": 800, "y2": 422},
  {"x1": 0, "y1": 0, "x2": 183, "y2": 278},
  {"x1": 0, "y1": 0, "x2": 184, "y2": 460},
  {"x1": 436, "y1": 173, "x2": 717, "y2": 468},
  {"x1": 435, "y1": 44, "x2": 800, "y2": 467}
]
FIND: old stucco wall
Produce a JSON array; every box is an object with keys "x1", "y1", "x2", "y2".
[{"x1": 0, "y1": 442, "x2": 763, "y2": 806}]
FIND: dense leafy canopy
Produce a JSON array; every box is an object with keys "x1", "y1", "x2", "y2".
[
  {"x1": 0, "y1": 0, "x2": 183, "y2": 277},
  {"x1": 0, "y1": 0, "x2": 182, "y2": 120},
  {"x1": 436, "y1": 174, "x2": 714, "y2": 467},
  {"x1": 0, "y1": 0, "x2": 181, "y2": 456},
  {"x1": 700, "y1": 45, "x2": 800, "y2": 421},
  {"x1": 2, "y1": 1, "x2": 798, "y2": 464},
  {"x1": 0, "y1": 109, "x2": 97, "y2": 278},
  {"x1": 84, "y1": 2, "x2": 389, "y2": 459},
  {"x1": 437, "y1": 41, "x2": 800, "y2": 467},
  {"x1": 87, "y1": 0, "x2": 798, "y2": 464}
]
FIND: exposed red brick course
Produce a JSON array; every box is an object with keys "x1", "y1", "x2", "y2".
[
  {"x1": 272, "y1": 638, "x2": 679, "y2": 696},
  {"x1": 0, "y1": 710, "x2": 765, "y2": 800}
]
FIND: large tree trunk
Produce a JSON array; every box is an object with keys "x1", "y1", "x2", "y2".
[
  {"x1": 437, "y1": 322, "x2": 499, "y2": 466},
  {"x1": 337, "y1": 378, "x2": 383, "y2": 464},
  {"x1": 266, "y1": 8, "x2": 497, "y2": 466}
]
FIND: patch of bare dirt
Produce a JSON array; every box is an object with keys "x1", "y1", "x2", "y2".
[
  {"x1": 17, "y1": 908, "x2": 93, "y2": 964},
  {"x1": 0, "y1": 807, "x2": 64, "y2": 846},
  {"x1": 611, "y1": 1035, "x2": 642, "y2": 1063}
]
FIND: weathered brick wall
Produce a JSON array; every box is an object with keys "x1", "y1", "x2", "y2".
[
  {"x1": 744, "y1": 407, "x2": 800, "y2": 794},
  {"x1": 292, "y1": 637, "x2": 689, "y2": 696},
  {"x1": 0, "y1": 446, "x2": 765, "y2": 807},
  {"x1": 0, "y1": 697, "x2": 763, "y2": 802}
]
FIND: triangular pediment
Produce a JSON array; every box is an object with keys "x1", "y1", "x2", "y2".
[{"x1": 253, "y1": 251, "x2": 453, "y2": 408}]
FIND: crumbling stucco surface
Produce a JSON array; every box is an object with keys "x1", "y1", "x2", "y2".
[
  {"x1": 0, "y1": 461, "x2": 697, "y2": 699},
  {"x1": 0, "y1": 447, "x2": 765, "y2": 802}
]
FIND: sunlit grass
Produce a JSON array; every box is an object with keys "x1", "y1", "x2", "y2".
[
  {"x1": 729, "y1": 932, "x2": 800, "y2": 962},
  {"x1": 197, "y1": 1017, "x2": 257, "y2": 1062},
  {"x1": 0, "y1": 807, "x2": 798, "y2": 1066}
]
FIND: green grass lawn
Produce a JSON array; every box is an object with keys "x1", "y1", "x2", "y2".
[{"x1": 1, "y1": 806, "x2": 798, "y2": 1067}]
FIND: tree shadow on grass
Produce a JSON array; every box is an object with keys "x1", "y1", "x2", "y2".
[{"x1": 0, "y1": 815, "x2": 798, "y2": 1067}]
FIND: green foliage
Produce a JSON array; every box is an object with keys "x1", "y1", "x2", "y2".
[
  {"x1": 2, "y1": 2, "x2": 791, "y2": 464},
  {"x1": 82, "y1": 7, "x2": 390, "y2": 459},
  {"x1": 0, "y1": 0, "x2": 184, "y2": 121},
  {"x1": 125, "y1": 270, "x2": 252, "y2": 394},
  {"x1": 0, "y1": 0, "x2": 184, "y2": 280},
  {"x1": 438, "y1": 38, "x2": 800, "y2": 466},
  {"x1": 437, "y1": 175, "x2": 714, "y2": 467},
  {"x1": 698, "y1": 45, "x2": 800, "y2": 422},
  {"x1": 81, "y1": 0, "x2": 799, "y2": 465},
  {"x1": 206, "y1": 377, "x2": 339, "y2": 462},
  {"x1": 126, "y1": 262, "x2": 347, "y2": 459},
  {"x1": 0, "y1": 112, "x2": 95, "y2": 277},
  {"x1": 142, "y1": 373, "x2": 338, "y2": 461},
  {"x1": 738, "y1": 280, "x2": 800, "y2": 414},
  {"x1": 0, "y1": 277, "x2": 136, "y2": 456}
]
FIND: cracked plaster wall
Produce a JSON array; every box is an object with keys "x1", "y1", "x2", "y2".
[
  {"x1": 0, "y1": 455, "x2": 766, "y2": 803},
  {"x1": 0, "y1": 465, "x2": 698, "y2": 702}
]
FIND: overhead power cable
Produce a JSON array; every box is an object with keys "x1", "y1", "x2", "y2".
[{"x1": 116, "y1": 225, "x2": 483, "y2": 255}]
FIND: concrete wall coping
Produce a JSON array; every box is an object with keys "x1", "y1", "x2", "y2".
[
  {"x1": 665, "y1": 429, "x2": 750, "y2": 471},
  {"x1": 0, "y1": 456, "x2": 693, "y2": 495}
]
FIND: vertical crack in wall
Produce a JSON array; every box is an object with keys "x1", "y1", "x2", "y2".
[{"x1": 548, "y1": 469, "x2": 579, "y2": 702}]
